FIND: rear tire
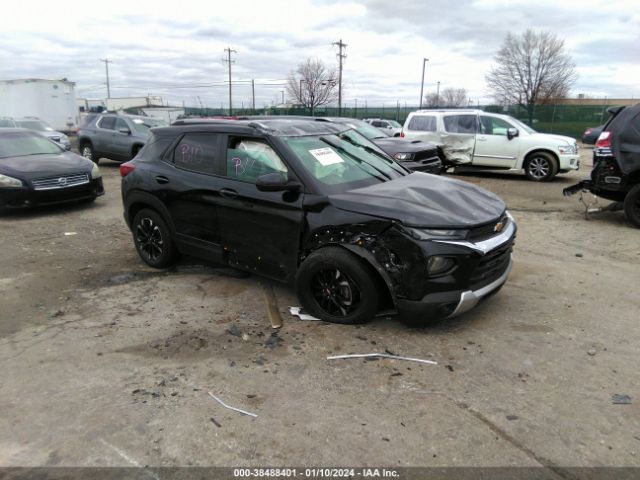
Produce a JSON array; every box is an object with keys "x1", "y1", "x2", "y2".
[
  {"x1": 623, "y1": 184, "x2": 640, "y2": 228},
  {"x1": 80, "y1": 143, "x2": 98, "y2": 164},
  {"x1": 295, "y1": 247, "x2": 380, "y2": 324},
  {"x1": 524, "y1": 152, "x2": 558, "y2": 181},
  {"x1": 132, "y1": 208, "x2": 178, "y2": 268}
]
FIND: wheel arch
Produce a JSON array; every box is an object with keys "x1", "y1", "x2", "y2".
[
  {"x1": 523, "y1": 148, "x2": 559, "y2": 168},
  {"x1": 125, "y1": 190, "x2": 176, "y2": 235}
]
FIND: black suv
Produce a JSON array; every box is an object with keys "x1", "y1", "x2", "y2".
[
  {"x1": 121, "y1": 118, "x2": 516, "y2": 324},
  {"x1": 564, "y1": 104, "x2": 640, "y2": 227}
]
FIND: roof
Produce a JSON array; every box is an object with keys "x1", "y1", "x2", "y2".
[
  {"x1": 0, "y1": 78, "x2": 76, "y2": 86},
  {"x1": 170, "y1": 117, "x2": 347, "y2": 137}
]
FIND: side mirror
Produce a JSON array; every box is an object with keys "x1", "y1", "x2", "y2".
[
  {"x1": 507, "y1": 128, "x2": 519, "y2": 140},
  {"x1": 118, "y1": 127, "x2": 131, "y2": 135},
  {"x1": 256, "y1": 173, "x2": 301, "y2": 192}
]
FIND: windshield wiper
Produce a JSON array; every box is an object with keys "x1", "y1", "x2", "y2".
[{"x1": 319, "y1": 136, "x2": 390, "y2": 181}]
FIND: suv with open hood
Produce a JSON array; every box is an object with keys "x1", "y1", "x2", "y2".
[
  {"x1": 402, "y1": 109, "x2": 580, "y2": 181},
  {"x1": 120, "y1": 118, "x2": 516, "y2": 324},
  {"x1": 564, "y1": 104, "x2": 640, "y2": 227}
]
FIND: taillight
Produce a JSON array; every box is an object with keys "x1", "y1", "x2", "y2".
[
  {"x1": 400, "y1": 131, "x2": 405, "y2": 138},
  {"x1": 595, "y1": 131, "x2": 612, "y2": 148},
  {"x1": 120, "y1": 162, "x2": 135, "y2": 177}
]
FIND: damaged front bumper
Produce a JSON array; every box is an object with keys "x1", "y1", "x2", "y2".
[{"x1": 563, "y1": 179, "x2": 592, "y2": 197}]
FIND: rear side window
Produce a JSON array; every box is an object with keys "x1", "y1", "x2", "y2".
[
  {"x1": 138, "y1": 135, "x2": 174, "y2": 161},
  {"x1": 408, "y1": 115, "x2": 437, "y2": 132},
  {"x1": 98, "y1": 116, "x2": 116, "y2": 130},
  {"x1": 172, "y1": 133, "x2": 219, "y2": 175},
  {"x1": 443, "y1": 115, "x2": 478, "y2": 134}
]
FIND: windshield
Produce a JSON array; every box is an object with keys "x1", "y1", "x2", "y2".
[
  {"x1": 0, "y1": 119, "x2": 16, "y2": 128},
  {"x1": 336, "y1": 119, "x2": 388, "y2": 140},
  {"x1": 16, "y1": 120, "x2": 54, "y2": 132},
  {"x1": 0, "y1": 131, "x2": 63, "y2": 158},
  {"x1": 284, "y1": 129, "x2": 406, "y2": 193},
  {"x1": 510, "y1": 117, "x2": 536, "y2": 135},
  {"x1": 388, "y1": 120, "x2": 402, "y2": 128},
  {"x1": 131, "y1": 117, "x2": 168, "y2": 134}
]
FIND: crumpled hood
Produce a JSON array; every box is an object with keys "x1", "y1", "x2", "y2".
[
  {"x1": 329, "y1": 172, "x2": 505, "y2": 228},
  {"x1": 0, "y1": 152, "x2": 93, "y2": 179}
]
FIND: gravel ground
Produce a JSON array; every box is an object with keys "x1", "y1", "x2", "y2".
[{"x1": 0, "y1": 146, "x2": 638, "y2": 470}]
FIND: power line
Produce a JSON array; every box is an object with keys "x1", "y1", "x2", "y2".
[{"x1": 333, "y1": 39, "x2": 347, "y2": 116}]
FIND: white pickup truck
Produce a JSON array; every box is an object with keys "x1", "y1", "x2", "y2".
[{"x1": 402, "y1": 109, "x2": 580, "y2": 181}]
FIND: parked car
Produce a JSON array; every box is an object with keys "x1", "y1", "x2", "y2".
[
  {"x1": 402, "y1": 109, "x2": 580, "y2": 181},
  {"x1": 77, "y1": 113, "x2": 167, "y2": 163},
  {"x1": 364, "y1": 118, "x2": 403, "y2": 137},
  {"x1": 0, "y1": 117, "x2": 17, "y2": 128},
  {"x1": 14, "y1": 117, "x2": 71, "y2": 150},
  {"x1": 564, "y1": 103, "x2": 640, "y2": 227},
  {"x1": 121, "y1": 118, "x2": 516, "y2": 324},
  {"x1": 581, "y1": 125, "x2": 604, "y2": 145},
  {"x1": 0, "y1": 129, "x2": 104, "y2": 209}
]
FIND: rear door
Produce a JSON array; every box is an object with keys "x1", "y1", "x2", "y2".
[
  {"x1": 473, "y1": 115, "x2": 519, "y2": 167},
  {"x1": 95, "y1": 116, "x2": 116, "y2": 154},
  {"x1": 441, "y1": 114, "x2": 478, "y2": 164},
  {"x1": 215, "y1": 135, "x2": 304, "y2": 281},
  {"x1": 152, "y1": 132, "x2": 225, "y2": 262},
  {"x1": 112, "y1": 117, "x2": 134, "y2": 159}
]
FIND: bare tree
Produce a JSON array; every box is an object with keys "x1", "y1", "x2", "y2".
[
  {"x1": 441, "y1": 88, "x2": 467, "y2": 107},
  {"x1": 286, "y1": 58, "x2": 338, "y2": 115},
  {"x1": 424, "y1": 92, "x2": 441, "y2": 108},
  {"x1": 486, "y1": 29, "x2": 577, "y2": 125}
]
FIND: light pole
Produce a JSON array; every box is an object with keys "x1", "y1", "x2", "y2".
[
  {"x1": 280, "y1": 90, "x2": 284, "y2": 105},
  {"x1": 419, "y1": 58, "x2": 428, "y2": 109},
  {"x1": 436, "y1": 81, "x2": 440, "y2": 107}
]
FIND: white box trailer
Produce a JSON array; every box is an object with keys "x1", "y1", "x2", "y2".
[{"x1": 0, "y1": 78, "x2": 78, "y2": 132}]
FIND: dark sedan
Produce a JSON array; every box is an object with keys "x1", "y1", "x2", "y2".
[
  {"x1": 582, "y1": 125, "x2": 604, "y2": 145},
  {"x1": 0, "y1": 129, "x2": 105, "y2": 209}
]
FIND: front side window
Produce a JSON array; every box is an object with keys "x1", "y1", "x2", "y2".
[
  {"x1": 99, "y1": 116, "x2": 116, "y2": 130},
  {"x1": 479, "y1": 116, "x2": 513, "y2": 136},
  {"x1": 115, "y1": 118, "x2": 129, "y2": 132},
  {"x1": 173, "y1": 133, "x2": 219, "y2": 175},
  {"x1": 226, "y1": 138, "x2": 288, "y2": 183},
  {"x1": 443, "y1": 115, "x2": 478, "y2": 134},
  {"x1": 408, "y1": 115, "x2": 437, "y2": 132},
  {"x1": 284, "y1": 129, "x2": 406, "y2": 193},
  {"x1": 0, "y1": 131, "x2": 63, "y2": 158}
]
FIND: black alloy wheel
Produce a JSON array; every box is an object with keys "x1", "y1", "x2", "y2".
[
  {"x1": 310, "y1": 267, "x2": 361, "y2": 317},
  {"x1": 132, "y1": 209, "x2": 177, "y2": 268}
]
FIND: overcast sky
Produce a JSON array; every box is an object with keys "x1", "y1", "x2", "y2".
[{"x1": 0, "y1": 0, "x2": 638, "y2": 109}]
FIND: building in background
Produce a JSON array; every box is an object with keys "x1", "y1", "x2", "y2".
[{"x1": 0, "y1": 78, "x2": 77, "y2": 132}]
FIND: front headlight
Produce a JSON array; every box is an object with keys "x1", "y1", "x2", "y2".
[
  {"x1": 0, "y1": 173, "x2": 23, "y2": 188},
  {"x1": 394, "y1": 152, "x2": 414, "y2": 161},
  {"x1": 91, "y1": 163, "x2": 102, "y2": 179},
  {"x1": 407, "y1": 228, "x2": 468, "y2": 241}
]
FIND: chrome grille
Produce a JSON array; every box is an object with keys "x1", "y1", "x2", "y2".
[{"x1": 32, "y1": 173, "x2": 90, "y2": 191}]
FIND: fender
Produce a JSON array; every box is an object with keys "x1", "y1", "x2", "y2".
[{"x1": 124, "y1": 190, "x2": 176, "y2": 234}]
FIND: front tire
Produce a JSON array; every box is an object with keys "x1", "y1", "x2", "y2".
[
  {"x1": 524, "y1": 152, "x2": 558, "y2": 181},
  {"x1": 623, "y1": 184, "x2": 640, "y2": 228},
  {"x1": 132, "y1": 209, "x2": 178, "y2": 268},
  {"x1": 295, "y1": 247, "x2": 380, "y2": 324}
]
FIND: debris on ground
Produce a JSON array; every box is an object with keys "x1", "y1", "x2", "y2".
[
  {"x1": 265, "y1": 332, "x2": 283, "y2": 349},
  {"x1": 63, "y1": 232, "x2": 77, "y2": 236},
  {"x1": 506, "y1": 415, "x2": 519, "y2": 421},
  {"x1": 262, "y1": 283, "x2": 282, "y2": 329},
  {"x1": 209, "y1": 417, "x2": 222, "y2": 428},
  {"x1": 227, "y1": 324, "x2": 242, "y2": 337},
  {"x1": 207, "y1": 392, "x2": 258, "y2": 418},
  {"x1": 289, "y1": 306, "x2": 320, "y2": 321},
  {"x1": 587, "y1": 348, "x2": 597, "y2": 356},
  {"x1": 612, "y1": 394, "x2": 632, "y2": 405},
  {"x1": 326, "y1": 352, "x2": 437, "y2": 366}
]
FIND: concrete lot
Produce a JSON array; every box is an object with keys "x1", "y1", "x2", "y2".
[{"x1": 0, "y1": 147, "x2": 638, "y2": 470}]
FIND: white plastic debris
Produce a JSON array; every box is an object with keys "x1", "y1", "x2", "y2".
[
  {"x1": 64, "y1": 232, "x2": 77, "y2": 236},
  {"x1": 207, "y1": 392, "x2": 258, "y2": 418},
  {"x1": 289, "y1": 306, "x2": 320, "y2": 321},
  {"x1": 327, "y1": 353, "x2": 438, "y2": 366}
]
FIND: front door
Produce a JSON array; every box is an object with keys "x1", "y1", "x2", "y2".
[
  {"x1": 473, "y1": 115, "x2": 520, "y2": 167},
  {"x1": 112, "y1": 117, "x2": 133, "y2": 159},
  {"x1": 216, "y1": 135, "x2": 304, "y2": 281}
]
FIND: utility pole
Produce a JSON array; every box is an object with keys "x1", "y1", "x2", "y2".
[
  {"x1": 100, "y1": 58, "x2": 112, "y2": 99},
  {"x1": 251, "y1": 79, "x2": 255, "y2": 113},
  {"x1": 333, "y1": 39, "x2": 347, "y2": 116},
  {"x1": 223, "y1": 46, "x2": 237, "y2": 115},
  {"x1": 436, "y1": 81, "x2": 440, "y2": 107},
  {"x1": 419, "y1": 58, "x2": 428, "y2": 109},
  {"x1": 280, "y1": 90, "x2": 284, "y2": 104}
]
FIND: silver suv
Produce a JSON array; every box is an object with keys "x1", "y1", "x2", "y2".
[{"x1": 77, "y1": 113, "x2": 166, "y2": 163}]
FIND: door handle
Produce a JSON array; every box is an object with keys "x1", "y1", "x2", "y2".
[
  {"x1": 155, "y1": 175, "x2": 169, "y2": 184},
  {"x1": 219, "y1": 188, "x2": 238, "y2": 199},
  {"x1": 477, "y1": 136, "x2": 487, "y2": 141}
]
